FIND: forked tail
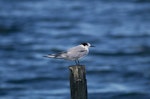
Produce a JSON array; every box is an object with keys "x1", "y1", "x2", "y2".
[
  {"x1": 44, "y1": 52, "x2": 67, "y2": 59},
  {"x1": 43, "y1": 54, "x2": 56, "y2": 58}
]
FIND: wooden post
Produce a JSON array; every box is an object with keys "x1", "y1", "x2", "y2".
[{"x1": 69, "y1": 65, "x2": 88, "y2": 99}]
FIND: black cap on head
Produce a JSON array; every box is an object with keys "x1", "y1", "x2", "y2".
[{"x1": 81, "y1": 42, "x2": 88, "y2": 46}]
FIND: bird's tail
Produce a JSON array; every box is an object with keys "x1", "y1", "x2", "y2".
[
  {"x1": 43, "y1": 54, "x2": 56, "y2": 58},
  {"x1": 44, "y1": 53, "x2": 67, "y2": 59}
]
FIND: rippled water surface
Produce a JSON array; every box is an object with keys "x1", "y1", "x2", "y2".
[{"x1": 0, "y1": 0, "x2": 150, "y2": 99}]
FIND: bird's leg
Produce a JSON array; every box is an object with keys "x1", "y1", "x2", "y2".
[
  {"x1": 75, "y1": 60, "x2": 78, "y2": 65},
  {"x1": 77, "y1": 59, "x2": 80, "y2": 65},
  {"x1": 74, "y1": 59, "x2": 81, "y2": 65},
  {"x1": 75, "y1": 60, "x2": 80, "y2": 65}
]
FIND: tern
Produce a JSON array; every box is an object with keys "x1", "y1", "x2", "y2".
[{"x1": 44, "y1": 42, "x2": 94, "y2": 65}]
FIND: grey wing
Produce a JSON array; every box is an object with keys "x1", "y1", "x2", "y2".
[
  {"x1": 68, "y1": 45, "x2": 86, "y2": 52},
  {"x1": 67, "y1": 45, "x2": 88, "y2": 59}
]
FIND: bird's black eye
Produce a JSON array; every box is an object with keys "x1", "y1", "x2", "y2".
[{"x1": 81, "y1": 43, "x2": 88, "y2": 46}]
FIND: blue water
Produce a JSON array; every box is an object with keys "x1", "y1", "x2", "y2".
[{"x1": 0, "y1": 0, "x2": 150, "y2": 99}]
